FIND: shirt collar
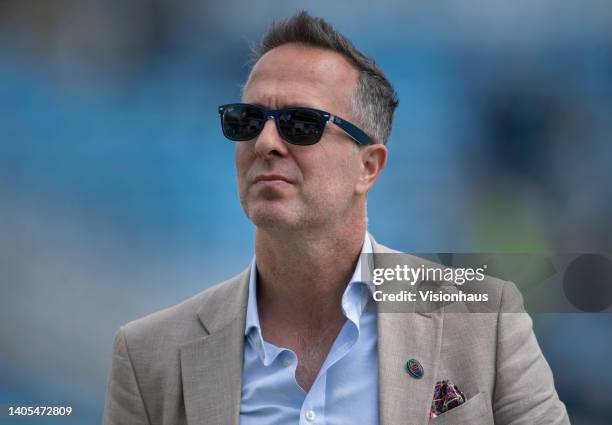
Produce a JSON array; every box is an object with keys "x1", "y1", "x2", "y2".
[{"x1": 244, "y1": 232, "x2": 373, "y2": 357}]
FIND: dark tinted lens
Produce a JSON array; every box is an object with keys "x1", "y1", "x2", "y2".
[
  {"x1": 278, "y1": 109, "x2": 324, "y2": 145},
  {"x1": 222, "y1": 105, "x2": 265, "y2": 141}
]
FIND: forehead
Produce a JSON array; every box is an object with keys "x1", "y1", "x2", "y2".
[{"x1": 243, "y1": 43, "x2": 359, "y2": 112}]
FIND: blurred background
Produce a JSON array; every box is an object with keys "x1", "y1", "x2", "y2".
[{"x1": 1, "y1": 0, "x2": 611, "y2": 423}]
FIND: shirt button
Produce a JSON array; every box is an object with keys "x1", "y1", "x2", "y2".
[
  {"x1": 282, "y1": 356, "x2": 292, "y2": 367},
  {"x1": 254, "y1": 339, "x2": 261, "y2": 348},
  {"x1": 305, "y1": 409, "x2": 316, "y2": 422}
]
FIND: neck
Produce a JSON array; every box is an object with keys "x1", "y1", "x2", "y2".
[{"x1": 254, "y1": 214, "x2": 366, "y2": 328}]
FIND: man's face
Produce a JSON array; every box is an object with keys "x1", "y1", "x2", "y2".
[{"x1": 236, "y1": 43, "x2": 368, "y2": 231}]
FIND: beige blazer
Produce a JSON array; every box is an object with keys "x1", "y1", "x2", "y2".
[{"x1": 103, "y1": 235, "x2": 570, "y2": 425}]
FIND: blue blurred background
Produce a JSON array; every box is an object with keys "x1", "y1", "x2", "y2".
[{"x1": 1, "y1": 1, "x2": 611, "y2": 423}]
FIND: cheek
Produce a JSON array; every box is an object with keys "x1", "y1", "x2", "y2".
[
  {"x1": 235, "y1": 146, "x2": 250, "y2": 179},
  {"x1": 303, "y1": 150, "x2": 360, "y2": 197},
  {"x1": 234, "y1": 150, "x2": 252, "y2": 200}
]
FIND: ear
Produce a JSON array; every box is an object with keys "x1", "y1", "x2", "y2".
[{"x1": 355, "y1": 143, "x2": 388, "y2": 195}]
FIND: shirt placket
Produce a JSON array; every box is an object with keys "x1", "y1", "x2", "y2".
[
  {"x1": 299, "y1": 372, "x2": 327, "y2": 425},
  {"x1": 297, "y1": 314, "x2": 360, "y2": 424}
]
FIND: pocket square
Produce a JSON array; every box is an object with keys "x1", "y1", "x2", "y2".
[{"x1": 429, "y1": 380, "x2": 466, "y2": 419}]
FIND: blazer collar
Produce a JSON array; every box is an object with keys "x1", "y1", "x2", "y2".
[
  {"x1": 195, "y1": 266, "x2": 250, "y2": 335},
  {"x1": 181, "y1": 266, "x2": 250, "y2": 425}
]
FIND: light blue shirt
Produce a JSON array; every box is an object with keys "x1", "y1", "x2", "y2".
[{"x1": 239, "y1": 235, "x2": 378, "y2": 425}]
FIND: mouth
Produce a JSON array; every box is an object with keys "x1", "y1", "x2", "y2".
[{"x1": 252, "y1": 174, "x2": 293, "y2": 185}]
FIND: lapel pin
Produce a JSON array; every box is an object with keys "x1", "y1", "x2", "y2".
[{"x1": 405, "y1": 358, "x2": 424, "y2": 379}]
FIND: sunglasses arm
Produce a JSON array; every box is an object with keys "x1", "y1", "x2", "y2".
[{"x1": 329, "y1": 115, "x2": 375, "y2": 145}]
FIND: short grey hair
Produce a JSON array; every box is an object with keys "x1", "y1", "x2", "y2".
[{"x1": 249, "y1": 11, "x2": 399, "y2": 145}]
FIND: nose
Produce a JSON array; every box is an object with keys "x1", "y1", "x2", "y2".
[{"x1": 253, "y1": 117, "x2": 289, "y2": 159}]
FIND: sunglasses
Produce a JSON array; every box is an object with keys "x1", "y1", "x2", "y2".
[{"x1": 218, "y1": 103, "x2": 374, "y2": 146}]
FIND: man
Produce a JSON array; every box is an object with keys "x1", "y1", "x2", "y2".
[{"x1": 103, "y1": 11, "x2": 569, "y2": 425}]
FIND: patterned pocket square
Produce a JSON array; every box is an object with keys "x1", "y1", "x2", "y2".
[{"x1": 429, "y1": 380, "x2": 466, "y2": 419}]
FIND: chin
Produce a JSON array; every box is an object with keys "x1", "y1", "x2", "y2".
[{"x1": 246, "y1": 202, "x2": 297, "y2": 227}]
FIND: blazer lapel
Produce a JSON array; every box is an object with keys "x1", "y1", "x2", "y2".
[
  {"x1": 377, "y1": 310, "x2": 443, "y2": 425},
  {"x1": 180, "y1": 267, "x2": 251, "y2": 425},
  {"x1": 370, "y1": 235, "x2": 444, "y2": 425}
]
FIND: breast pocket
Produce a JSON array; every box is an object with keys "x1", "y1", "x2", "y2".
[{"x1": 429, "y1": 392, "x2": 494, "y2": 425}]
